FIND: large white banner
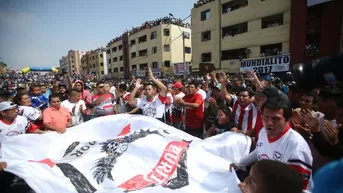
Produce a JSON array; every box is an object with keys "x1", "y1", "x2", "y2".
[
  {"x1": 240, "y1": 53, "x2": 290, "y2": 73},
  {"x1": 0, "y1": 115, "x2": 251, "y2": 193}
]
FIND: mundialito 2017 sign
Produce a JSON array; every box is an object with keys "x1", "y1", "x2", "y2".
[{"x1": 240, "y1": 53, "x2": 290, "y2": 73}]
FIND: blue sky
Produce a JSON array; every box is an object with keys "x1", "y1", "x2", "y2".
[{"x1": 0, "y1": 0, "x2": 196, "y2": 70}]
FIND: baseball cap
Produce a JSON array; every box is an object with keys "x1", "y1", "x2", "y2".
[
  {"x1": 0, "y1": 101, "x2": 17, "y2": 112},
  {"x1": 171, "y1": 82, "x2": 183, "y2": 89},
  {"x1": 255, "y1": 87, "x2": 289, "y2": 101}
]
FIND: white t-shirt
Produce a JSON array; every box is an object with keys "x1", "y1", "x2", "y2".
[
  {"x1": 61, "y1": 99, "x2": 87, "y2": 126},
  {"x1": 239, "y1": 126, "x2": 313, "y2": 191},
  {"x1": 0, "y1": 116, "x2": 31, "y2": 142},
  {"x1": 18, "y1": 105, "x2": 42, "y2": 121},
  {"x1": 136, "y1": 95, "x2": 166, "y2": 119},
  {"x1": 197, "y1": 89, "x2": 207, "y2": 100},
  {"x1": 110, "y1": 86, "x2": 117, "y2": 98}
]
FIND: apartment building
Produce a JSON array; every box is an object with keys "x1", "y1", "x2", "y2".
[
  {"x1": 290, "y1": 0, "x2": 343, "y2": 64},
  {"x1": 191, "y1": 0, "x2": 291, "y2": 73},
  {"x1": 106, "y1": 23, "x2": 191, "y2": 78},
  {"x1": 59, "y1": 56, "x2": 68, "y2": 72},
  {"x1": 65, "y1": 50, "x2": 86, "y2": 74},
  {"x1": 81, "y1": 48, "x2": 108, "y2": 78}
]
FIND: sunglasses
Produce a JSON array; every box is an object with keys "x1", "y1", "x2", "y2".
[{"x1": 98, "y1": 85, "x2": 104, "y2": 89}]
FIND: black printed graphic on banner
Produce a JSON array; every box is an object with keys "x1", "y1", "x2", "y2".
[
  {"x1": 56, "y1": 163, "x2": 97, "y2": 193},
  {"x1": 92, "y1": 129, "x2": 169, "y2": 184}
]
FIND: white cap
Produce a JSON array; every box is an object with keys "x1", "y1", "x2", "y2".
[{"x1": 0, "y1": 101, "x2": 17, "y2": 112}]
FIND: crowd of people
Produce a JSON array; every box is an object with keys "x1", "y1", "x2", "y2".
[
  {"x1": 107, "y1": 16, "x2": 190, "y2": 47},
  {"x1": 194, "y1": 0, "x2": 215, "y2": 8},
  {"x1": 0, "y1": 66, "x2": 342, "y2": 193}
]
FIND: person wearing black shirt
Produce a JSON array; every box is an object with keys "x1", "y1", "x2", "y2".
[{"x1": 205, "y1": 106, "x2": 238, "y2": 138}]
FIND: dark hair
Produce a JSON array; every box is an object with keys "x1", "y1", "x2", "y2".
[
  {"x1": 97, "y1": 81, "x2": 105, "y2": 86},
  {"x1": 13, "y1": 93, "x2": 28, "y2": 105},
  {"x1": 254, "y1": 160, "x2": 303, "y2": 193},
  {"x1": 217, "y1": 105, "x2": 232, "y2": 117},
  {"x1": 69, "y1": 89, "x2": 80, "y2": 96},
  {"x1": 188, "y1": 80, "x2": 199, "y2": 88},
  {"x1": 144, "y1": 81, "x2": 156, "y2": 89},
  {"x1": 29, "y1": 85, "x2": 40, "y2": 91},
  {"x1": 261, "y1": 98, "x2": 292, "y2": 121},
  {"x1": 119, "y1": 83, "x2": 128, "y2": 91},
  {"x1": 301, "y1": 92, "x2": 319, "y2": 104},
  {"x1": 238, "y1": 87, "x2": 254, "y2": 97},
  {"x1": 49, "y1": 93, "x2": 61, "y2": 102}
]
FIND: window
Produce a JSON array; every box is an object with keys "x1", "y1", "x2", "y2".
[
  {"x1": 150, "y1": 31, "x2": 157, "y2": 40},
  {"x1": 201, "y1": 9, "x2": 210, "y2": 21},
  {"x1": 100, "y1": 63, "x2": 104, "y2": 66},
  {"x1": 221, "y1": 48, "x2": 247, "y2": 60},
  {"x1": 164, "y1": 45, "x2": 170, "y2": 52},
  {"x1": 201, "y1": 53, "x2": 212, "y2": 62},
  {"x1": 260, "y1": 43, "x2": 282, "y2": 57},
  {"x1": 106, "y1": 49, "x2": 110, "y2": 54},
  {"x1": 120, "y1": 67, "x2": 124, "y2": 71},
  {"x1": 201, "y1": 31, "x2": 211, "y2": 41},
  {"x1": 113, "y1": 57, "x2": 118, "y2": 62},
  {"x1": 118, "y1": 45, "x2": 122, "y2": 50},
  {"x1": 92, "y1": 56, "x2": 95, "y2": 60},
  {"x1": 132, "y1": 64, "x2": 137, "y2": 70},
  {"x1": 119, "y1": 56, "x2": 123, "y2": 61},
  {"x1": 130, "y1": 39, "x2": 136, "y2": 45},
  {"x1": 131, "y1": 52, "x2": 136, "y2": 58},
  {"x1": 183, "y1": 32, "x2": 190, "y2": 39},
  {"x1": 92, "y1": 64, "x2": 95, "y2": 68},
  {"x1": 112, "y1": 47, "x2": 117, "y2": 52},
  {"x1": 222, "y1": 22, "x2": 248, "y2": 37},
  {"x1": 108, "y1": 58, "x2": 111, "y2": 63},
  {"x1": 100, "y1": 54, "x2": 103, "y2": 58},
  {"x1": 152, "y1": 62, "x2": 159, "y2": 68},
  {"x1": 262, "y1": 13, "x2": 283, "y2": 29},
  {"x1": 222, "y1": 0, "x2": 248, "y2": 14},
  {"x1": 185, "y1": 47, "x2": 191, "y2": 54},
  {"x1": 138, "y1": 35, "x2": 147, "y2": 43},
  {"x1": 114, "y1": 68, "x2": 118, "y2": 72},
  {"x1": 139, "y1": 49, "x2": 148, "y2": 57},
  {"x1": 152, "y1": 46, "x2": 157, "y2": 54},
  {"x1": 139, "y1": 63, "x2": 148, "y2": 70},
  {"x1": 164, "y1": 29, "x2": 170, "y2": 36},
  {"x1": 163, "y1": 61, "x2": 171, "y2": 67},
  {"x1": 108, "y1": 68, "x2": 112, "y2": 73},
  {"x1": 101, "y1": 71, "x2": 104, "y2": 75}
]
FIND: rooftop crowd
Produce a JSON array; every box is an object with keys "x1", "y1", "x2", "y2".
[
  {"x1": 107, "y1": 16, "x2": 191, "y2": 47},
  {"x1": 194, "y1": 0, "x2": 215, "y2": 8},
  {"x1": 0, "y1": 66, "x2": 342, "y2": 193}
]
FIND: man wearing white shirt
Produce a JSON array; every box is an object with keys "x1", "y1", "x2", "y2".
[
  {"x1": 61, "y1": 89, "x2": 87, "y2": 126},
  {"x1": 230, "y1": 98, "x2": 313, "y2": 192}
]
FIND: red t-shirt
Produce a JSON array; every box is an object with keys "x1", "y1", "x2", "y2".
[{"x1": 183, "y1": 93, "x2": 204, "y2": 129}]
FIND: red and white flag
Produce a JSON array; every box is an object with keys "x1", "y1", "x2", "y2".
[{"x1": 0, "y1": 115, "x2": 251, "y2": 193}]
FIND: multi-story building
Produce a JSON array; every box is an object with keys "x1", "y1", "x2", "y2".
[
  {"x1": 290, "y1": 0, "x2": 343, "y2": 65},
  {"x1": 59, "y1": 56, "x2": 69, "y2": 72},
  {"x1": 81, "y1": 48, "x2": 108, "y2": 78},
  {"x1": 66, "y1": 50, "x2": 86, "y2": 74},
  {"x1": 191, "y1": 0, "x2": 291, "y2": 73},
  {"x1": 106, "y1": 18, "x2": 192, "y2": 78},
  {"x1": 106, "y1": 37, "x2": 124, "y2": 78}
]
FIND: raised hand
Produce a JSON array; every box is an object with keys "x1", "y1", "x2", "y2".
[
  {"x1": 218, "y1": 72, "x2": 227, "y2": 85},
  {"x1": 299, "y1": 109, "x2": 320, "y2": 132},
  {"x1": 135, "y1": 78, "x2": 143, "y2": 89},
  {"x1": 324, "y1": 120, "x2": 340, "y2": 145},
  {"x1": 148, "y1": 67, "x2": 154, "y2": 79},
  {"x1": 291, "y1": 110, "x2": 304, "y2": 126}
]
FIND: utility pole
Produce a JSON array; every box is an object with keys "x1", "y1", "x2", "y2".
[{"x1": 182, "y1": 31, "x2": 186, "y2": 78}]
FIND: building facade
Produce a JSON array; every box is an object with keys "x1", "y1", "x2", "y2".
[
  {"x1": 59, "y1": 56, "x2": 69, "y2": 72},
  {"x1": 66, "y1": 50, "x2": 86, "y2": 74},
  {"x1": 81, "y1": 48, "x2": 108, "y2": 78},
  {"x1": 106, "y1": 24, "x2": 192, "y2": 78},
  {"x1": 289, "y1": 0, "x2": 343, "y2": 65},
  {"x1": 191, "y1": 0, "x2": 291, "y2": 73}
]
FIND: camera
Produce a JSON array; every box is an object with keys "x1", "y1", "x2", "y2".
[{"x1": 291, "y1": 53, "x2": 343, "y2": 91}]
